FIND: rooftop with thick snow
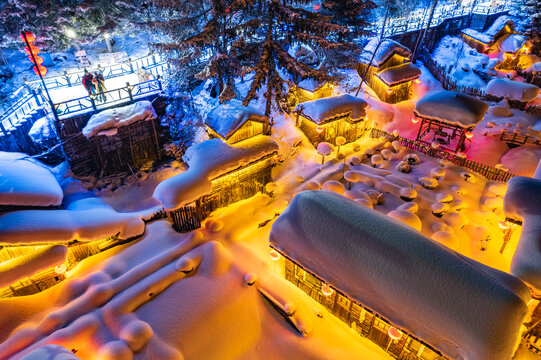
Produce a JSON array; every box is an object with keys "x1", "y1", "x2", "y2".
[
  {"x1": 414, "y1": 90, "x2": 489, "y2": 128},
  {"x1": 486, "y1": 79, "x2": 540, "y2": 103},
  {"x1": 375, "y1": 62, "x2": 421, "y2": 86},
  {"x1": 270, "y1": 190, "x2": 530, "y2": 360},
  {"x1": 205, "y1": 99, "x2": 269, "y2": 140},
  {"x1": 359, "y1": 38, "x2": 411, "y2": 67},
  {"x1": 294, "y1": 94, "x2": 368, "y2": 125}
]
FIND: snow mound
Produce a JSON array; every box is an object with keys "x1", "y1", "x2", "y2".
[
  {"x1": 359, "y1": 38, "x2": 411, "y2": 67},
  {"x1": 414, "y1": 90, "x2": 488, "y2": 128},
  {"x1": 28, "y1": 116, "x2": 57, "y2": 144},
  {"x1": 0, "y1": 152, "x2": 63, "y2": 207},
  {"x1": 21, "y1": 344, "x2": 81, "y2": 359},
  {"x1": 153, "y1": 136, "x2": 278, "y2": 211},
  {"x1": 294, "y1": 94, "x2": 368, "y2": 125},
  {"x1": 499, "y1": 34, "x2": 527, "y2": 54},
  {"x1": 376, "y1": 63, "x2": 421, "y2": 86},
  {"x1": 431, "y1": 231, "x2": 459, "y2": 250},
  {"x1": 504, "y1": 163, "x2": 541, "y2": 293},
  {"x1": 82, "y1": 100, "x2": 157, "y2": 138},
  {"x1": 0, "y1": 244, "x2": 67, "y2": 288},
  {"x1": 270, "y1": 190, "x2": 530, "y2": 360},
  {"x1": 205, "y1": 99, "x2": 268, "y2": 140},
  {"x1": 387, "y1": 209, "x2": 422, "y2": 231},
  {"x1": 486, "y1": 79, "x2": 540, "y2": 102},
  {"x1": 0, "y1": 197, "x2": 144, "y2": 244}
]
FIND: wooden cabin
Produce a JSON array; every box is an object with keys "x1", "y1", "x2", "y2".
[
  {"x1": 485, "y1": 79, "x2": 540, "y2": 110},
  {"x1": 413, "y1": 91, "x2": 489, "y2": 153},
  {"x1": 153, "y1": 136, "x2": 279, "y2": 232},
  {"x1": 355, "y1": 38, "x2": 420, "y2": 104},
  {"x1": 293, "y1": 94, "x2": 369, "y2": 146},
  {"x1": 288, "y1": 78, "x2": 334, "y2": 108},
  {"x1": 269, "y1": 191, "x2": 530, "y2": 360},
  {"x1": 205, "y1": 100, "x2": 270, "y2": 144}
]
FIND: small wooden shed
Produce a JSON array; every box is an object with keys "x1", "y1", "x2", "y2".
[
  {"x1": 288, "y1": 78, "x2": 334, "y2": 107},
  {"x1": 355, "y1": 38, "x2": 420, "y2": 104},
  {"x1": 205, "y1": 100, "x2": 270, "y2": 144},
  {"x1": 153, "y1": 136, "x2": 279, "y2": 232},
  {"x1": 413, "y1": 91, "x2": 489, "y2": 153},
  {"x1": 293, "y1": 94, "x2": 369, "y2": 146}
]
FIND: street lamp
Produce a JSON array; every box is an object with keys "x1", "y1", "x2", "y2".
[{"x1": 103, "y1": 33, "x2": 113, "y2": 53}]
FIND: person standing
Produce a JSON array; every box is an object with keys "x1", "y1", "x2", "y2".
[
  {"x1": 82, "y1": 69, "x2": 96, "y2": 96},
  {"x1": 94, "y1": 71, "x2": 107, "y2": 102}
]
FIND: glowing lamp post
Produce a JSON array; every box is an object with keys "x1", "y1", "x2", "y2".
[
  {"x1": 499, "y1": 220, "x2": 513, "y2": 254},
  {"x1": 386, "y1": 326, "x2": 403, "y2": 351},
  {"x1": 321, "y1": 283, "x2": 333, "y2": 296}
]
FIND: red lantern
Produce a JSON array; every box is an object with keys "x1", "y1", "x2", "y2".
[
  {"x1": 388, "y1": 327, "x2": 403, "y2": 340},
  {"x1": 313, "y1": 4, "x2": 320, "y2": 11},
  {"x1": 321, "y1": 283, "x2": 333, "y2": 296},
  {"x1": 411, "y1": 117, "x2": 419, "y2": 124},
  {"x1": 29, "y1": 55, "x2": 44, "y2": 65},
  {"x1": 386, "y1": 87, "x2": 393, "y2": 94},
  {"x1": 270, "y1": 249, "x2": 281, "y2": 261},
  {"x1": 20, "y1": 31, "x2": 36, "y2": 43},
  {"x1": 33, "y1": 65, "x2": 47, "y2": 76},
  {"x1": 24, "y1": 46, "x2": 40, "y2": 56},
  {"x1": 316, "y1": 126, "x2": 324, "y2": 134},
  {"x1": 465, "y1": 131, "x2": 473, "y2": 139},
  {"x1": 414, "y1": 78, "x2": 421, "y2": 84}
]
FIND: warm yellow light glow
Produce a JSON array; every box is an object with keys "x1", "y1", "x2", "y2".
[
  {"x1": 270, "y1": 249, "x2": 281, "y2": 261},
  {"x1": 411, "y1": 117, "x2": 419, "y2": 124},
  {"x1": 321, "y1": 283, "x2": 333, "y2": 296},
  {"x1": 499, "y1": 220, "x2": 510, "y2": 230},
  {"x1": 55, "y1": 264, "x2": 67, "y2": 274},
  {"x1": 414, "y1": 78, "x2": 421, "y2": 84},
  {"x1": 65, "y1": 29, "x2": 77, "y2": 39},
  {"x1": 316, "y1": 126, "x2": 324, "y2": 134},
  {"x1": 388, "y1": 327, "x2": 403, "y2": 340},
  {"x1": 465, "y1": 131, "x2": 473, "y2": 139},
  {"x1": 103, "y1": 33, "x2": 110, "y2": 39},
  {"x1": 386, "y1": 88, "x2": 393, "y2": 94}
]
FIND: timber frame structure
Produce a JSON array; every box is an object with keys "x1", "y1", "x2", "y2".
[
  {"x1": 414, "y1": 116, "x2": 473, "y2": 153},
  {"x1": 272, "y1": 246, "x2": 446, "y2": 360}
]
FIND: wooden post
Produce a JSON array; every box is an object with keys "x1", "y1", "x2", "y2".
[
  {"x1": 128, "y1": 58, "x2": 134, "y2": 73},
  {"x1": 89, "y1": 94, "x2": 97, "y2": 111},
  {"x1": 64, "y1": 71, "x2": 71, "y2": 87},
  {"x1": 126, "y1": 82, "x2": 134, "y2": 102}
]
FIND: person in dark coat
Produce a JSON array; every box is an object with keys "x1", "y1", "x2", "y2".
[
  {"x1": 82, "y1": 70, "x2": 96, "y2": 96},
  {"x1": 94, "y1": 71, "x2": 107, "y2": 102}
]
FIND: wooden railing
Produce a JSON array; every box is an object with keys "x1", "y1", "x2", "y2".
[{"x1": 370, "y1": 128, "x2": 515, "y2": 182}]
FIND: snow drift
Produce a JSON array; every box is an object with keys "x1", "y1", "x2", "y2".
[
  {"x1": 0, "y1": 152, "x2": 63, "y2": 208},
  {"x1": 294, "y1": 94, "x2": 368, "y2": 124},
  {"x1": 486, "y1": 79, "x2": 540, "y2": 103},
  {"x1": 82, "y1": 100, "x2": 157, "y2": 138},
  {"x1": 270, "y1": 190, "x2": 530, "y2": 360}
]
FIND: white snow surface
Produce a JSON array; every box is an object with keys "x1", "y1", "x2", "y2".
[
  {"x1": 297, "y1": 78, "x2": 326, "y2": 92},
  {"x1": 28, "y1": 116, "x2": 57, "y2": 144},
  {"x1": 376, "y1": 62, "x2": 421, "y2": 86},
  {"x1": 0, "y1": 152, "x2": 63, "y2": 207},
  {"x1": 0, "y1": 197, "x2": 144, "y2": 244},
  {"x1": 414, "y1": 90, "x2": 489, "y2": 127},
  {"x1": 0, "y1": 245, "x2": 67, "y2": 289},
  {"x1": 461, "y1": 28, "x2": 492, "y2": 44},
  {"x1": 359, "y1": 38, "x2": 411, "y2": 67},
  {"x1": 21, "y1": 344, "x2": 81, "y2": 360},
  {"x1": 486, "y1": 79, "x2": 540, "y2": 102},
  {"x1": 294, "y1": 94, "x2": 368, "y2": 125},
  {"x1": 205, "y1": 99, "x2": 269, "y2": 140},
  {"x1": 499, "y1": 34, "x2": 527, "y2": 54},
  {"x1": 485, "y1": 15, "x2": 514, "y2": 38},
  {"x1": 153, "y1": 136, "x2": 278, "y2": 211},
  {"x1": 270, "y1": 190, "x2": 530, "y2": 360},
  {"x1": 82, "y1": 100, "x2": 157, "y2": 138},
  {"x1": 504, "y1": 159, "x2": 541, "y2": 293}
]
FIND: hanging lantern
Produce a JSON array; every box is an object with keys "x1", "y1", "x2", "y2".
[
  {"x1": 321, "y1": 283, "x2": 333, "y2": 296},
  {"x1": 499, "y1": 220, "x2": 510, "y2": 230},
  {"x1": 465, "y1": 131, "x2": 473, "y2": 139},
  {"x1": 411, "y1": 116, "x2": 419, "y2": 124},
  {"x1": 28, "y1": 55, "x2": 44, "y2": 65},
  {"x1": 33, "y1": 65, "x2": 47, "y2": 76},
  {"x1": 388, "y1": 327, "x2": 403, "y2": 340},
  {"x1": 414, "y1": 78, "x2": 421, "y2": 84},
  {"x1": 523, "y1": 47, "x2": 530, "y2": 54},
  {"x1": 270, "y1": 249, "x2": 281, "y2": 261},
  {"x1": 386, "y1": 87, "x2": 393, "y2": 94},
  {"x1": 511, "y1": 54, "x2": 517, "y2": 60},
  {"x1": 55, "y1": 264, "x2": 67, "y2": 274},
  {"x1": 316, "y1": 126, "x2": 324, "y2": 134},
  {"x1": 24, "y1": 46, "x2": 40, "y2": 56},
  {"x1": 20, "y1": 31, "x2": 36, "y2": 43},
  {"x1": 313, "y1": 4, "x2": 320, "y2": 11}
]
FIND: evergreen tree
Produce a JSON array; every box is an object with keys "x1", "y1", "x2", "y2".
[
  {"x1": 320, "y1": 0, "x2": 377, "y2": 41},
  {"x1": 0, "y1": 0, "x2": 137, "y2": 51},
  {"x1": 522, "y1": 0, "x2": 541, "y2": 56},
  {"x1": 243, "y1": 0, "x2": 348, "y2": 115}
]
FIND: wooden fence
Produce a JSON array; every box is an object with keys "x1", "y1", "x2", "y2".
[
  {"x1": 170, "y1": 156, "x2": 275, "y2": 232},
  {"x1": 370, "y1": 128, "x2": 515, "y2": 182}
]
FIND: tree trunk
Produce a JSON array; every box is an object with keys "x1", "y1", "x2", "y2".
[{"x1": 264, "y1": 10, "x2": 274, "y2": 117}]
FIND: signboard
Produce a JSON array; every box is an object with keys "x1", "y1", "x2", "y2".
[
  {"x1": 98, "y1": 52, "x2": 115, "y2": 65},
  {"x1": 74, "y1": 50, "x2": 90, "y2": 68},
  {"x1": 113, "y1": 51, "x2": 128, "y2": 63}
]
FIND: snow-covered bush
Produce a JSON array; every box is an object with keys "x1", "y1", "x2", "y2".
[
  {"x1": 317, "y1": 142, "x2": 334, "y2": 164},
  {"x1": 404, "y1": 153, "x2": 420, "y2": 165},
  {"x1": 396, "y1": 161, "x2": 411, "y2": 173}
]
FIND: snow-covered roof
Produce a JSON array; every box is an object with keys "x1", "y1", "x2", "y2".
[
  {"x1": 499, "y1": 34, "x2": 527, "y2": 54},
  {"x1": 0, "y1": 152, "x2": 63, "y2": 208},
  {"x1": 82, "y1": 100, "x2": 157, "y2": 138},
  {"x1": 533, "y1": 62, "x2": 541, "y2": 73},
  {"x1": 294, "y1": 94, "x2": 368, "y2": 125},
  {"x1": 461, "y1": 28, "x2": 492, "y2": 44},
  {"x1": 504, "y1": 160, "x2": 541, "y2": 292},
  {"x1": 205, "y1": 99, "x2": 269, "y2": 140},
  {"x1": 270, "y1": 190, "x2": 530, "y2": 360},
  {"x1": 486, "y1": 79, "x2": 540, "y2": 102},
  {"x1": 485, "y1": 15, "x2": 514, "y2": 38},
  {"x1": 296, "y1": 78, "x2": 327, "y2": 92},
  {"x1": 0, "y1": 197, "x2": 144, "y2": 244},
  {"x1": 28, "y1": 116, "x2": 56, "y2": 144},
  {"x1": 0, "y1": 244, "x2": 67, "y2": 289},
  {"x1": 153, "y1": 136, "x2": 278, "y2": 211},
  {"x1": 359, "y1": 38, "x2": 411, "y2": 67},
  {"x1": 375, "y1": 62, "x2": 421, "y2": 86},
  {"x1": 414, "y1": 90, "x2": 488, "y2": 128}
]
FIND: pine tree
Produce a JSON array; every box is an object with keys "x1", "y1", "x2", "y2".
[
  {"x1": 320, "y1": 0, "x2": 377, "y2": 41},
  {"x1": 522, "y1": 0, "x2": 541, "y2": 56},
  {"x1": 243, "y1": 0, "x2": 348, "y2": 115}
]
